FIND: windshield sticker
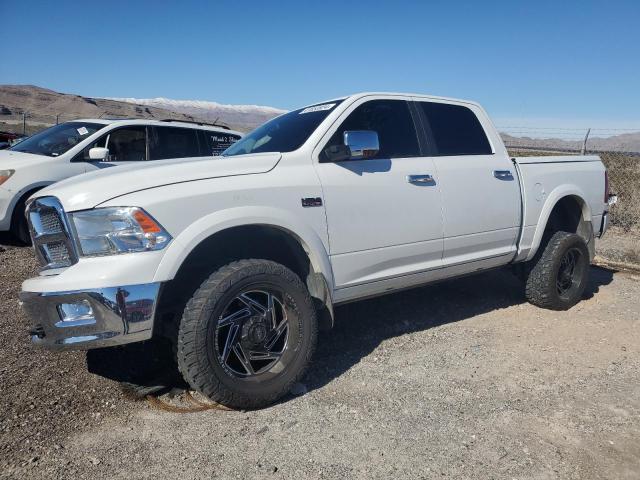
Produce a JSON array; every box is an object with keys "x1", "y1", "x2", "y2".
[
  {"x1": 77, "y1": 126, "x2": 89, "y2": 136},
  {"x1": 299, "y1": 103, "x2": 336, "y2": 114}
]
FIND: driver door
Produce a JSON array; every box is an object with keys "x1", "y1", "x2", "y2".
[
  {"x1": 81, "y1": 126, "x2": 148, "y2": 171},
  {"x1": 314, "y1": 98, "x2": 444, "y2": 294}
]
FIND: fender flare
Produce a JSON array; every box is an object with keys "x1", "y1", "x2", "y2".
[
  {"x1": 526, "y1": 185, "x2": 592, "y2": 261},
  {"x1": 153, "y1": 205, "x2": 335, "y2": 294}
]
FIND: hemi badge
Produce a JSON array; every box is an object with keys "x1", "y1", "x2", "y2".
[{"x1": 301, "y1": 197, "x2": 323, "y2": 208}]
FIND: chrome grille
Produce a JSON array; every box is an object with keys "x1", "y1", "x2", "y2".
[
  {"x1": 27, "y1": 197, "x2": 78, "y2": 271},
  {"x1": 43, "y1": 241, "x2": 71, "y2": 264},
  {"x1": 39, "y1": 210, "x2": 63, "y2": 234}
]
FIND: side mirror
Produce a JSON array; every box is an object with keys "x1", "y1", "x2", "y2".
[
  {"x1": 88, "y1": 147, "x2": 109, "y2": 161},
  {"x1": 345, "y1": 130, "x2": 379, "y2": 159},
  {"x1": 323, "y1": 130, "x2": 380, "y2": 162}
]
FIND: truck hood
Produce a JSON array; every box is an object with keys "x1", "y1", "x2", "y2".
[
  {"x1": 0, "y1": 149, "x2": 55, "y2": 169},
  {"x1": 36, "y1": 152, "x2": 282, "y2": 212}
]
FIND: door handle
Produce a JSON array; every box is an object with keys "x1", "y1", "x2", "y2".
[
  {"x1": 494, "y1": 170, "x2": 514, "y2": 181},
  {"x1": 407, "y1": 174, "x2": 436, "y2": 185}
]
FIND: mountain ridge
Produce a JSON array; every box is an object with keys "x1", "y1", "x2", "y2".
[
  {"x1": 108, "y1": 97, "x2": 286, "y2": 132},
  {"x1": 1, "y1": 85, "x2": 638, "y2": 151},
  {"x1": 0, "y1": 85, "x2": 198, "y2": 124}
]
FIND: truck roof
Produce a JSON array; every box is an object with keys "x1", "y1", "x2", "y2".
[
  {"x1": 307, "y1": 92, "x2": 482, "y2": 109},
  {"x1": 70, "y1": 118, "x2": 242, "y2": 135}
]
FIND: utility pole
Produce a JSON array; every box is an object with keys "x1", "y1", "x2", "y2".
[
  {"x1": 22, "y1": 112, "x2": 27, "y2": 135},
  {"x1": 581, "y1": 128, "x2": 591, "y2": 155}
]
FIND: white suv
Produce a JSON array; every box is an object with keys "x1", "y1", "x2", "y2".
[{"x1": 0, "y1": 119, "x2": 241, "y2": 243}]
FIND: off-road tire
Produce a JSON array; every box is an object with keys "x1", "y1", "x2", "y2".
[
  {"x1": 176, "y1": 259, "x2": 317, "y2": 410},
  {"x1": 525, "y1": 231, "x2": 590, "y2": 310}
]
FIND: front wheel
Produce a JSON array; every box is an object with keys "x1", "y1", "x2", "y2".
[
  {"x1": 177, "y1": 259, "x2": 317, "y2": 409},
  {"x1": 525, "y1": 231, "x2": 590, "y2": 310},
  {"x1": 11, "y1": 200, "x2": 31, "y2": 245}
]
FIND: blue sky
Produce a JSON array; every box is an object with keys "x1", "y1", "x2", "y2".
[{"x1": 1, "y1": 0, "x2": 639, "y2": 131}]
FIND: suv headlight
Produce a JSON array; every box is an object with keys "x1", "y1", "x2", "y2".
[
  {"x1": 69, "y1": 207, "x2": 172, "y2": 256},
  {"x1": 0, "y1": 169, "x2": 15, "y2": 186}
]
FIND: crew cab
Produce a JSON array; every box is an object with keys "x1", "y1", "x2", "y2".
[
  {"x1": 0, "y1": 119, "x2": 241, "y2": 243},
  {"x1": 19, "y1": 93, "x2": 614, "y2": 409}
]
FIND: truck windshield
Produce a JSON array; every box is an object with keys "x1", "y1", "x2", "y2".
[
  {"x1": 223, "y1": 100, "x2": 343, "y2": 156},
  {"x1": 10, "y1": 122, "x2": 106, "y2": 157}
]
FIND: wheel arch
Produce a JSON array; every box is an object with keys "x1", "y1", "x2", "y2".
[
  {"x1": 527, "y1": 187, "x2": 594, "y2": 261},
  {"x1": 8, "y1": 182, "x2": 52, "y2": 229},
  {"x1": 153, "y1": 207, "x2": 335, "y2": 333}
]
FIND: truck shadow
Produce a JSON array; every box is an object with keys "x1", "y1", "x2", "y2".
[
  {"x1": 86, "y1": 266, "x2": 614, "y2": 407},
  {"x1": 302, "y1": 266, "x2": 614, "y2": 398}
]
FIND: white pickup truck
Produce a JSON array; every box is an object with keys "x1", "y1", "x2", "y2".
[
  {"x1": 20, "y1": 93, "x2": 614, "y2": 409},
  {"x1": 0, "y1": 119, "x2": 241, "y2": 243}
]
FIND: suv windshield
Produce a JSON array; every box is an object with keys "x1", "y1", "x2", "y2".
[
  {"x1": 223, "y1": 100, "x2": 343, "y2": 156},
  {"x1": 10, "y1": 121, "x2": 106, "y2": 157}
]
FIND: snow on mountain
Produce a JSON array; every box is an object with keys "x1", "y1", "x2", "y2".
[{"x1": 108, "y1": 97, "x2": 286, "y2": 132}]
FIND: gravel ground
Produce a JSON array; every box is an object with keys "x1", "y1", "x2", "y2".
[
  {"x1": 596, "y1": 226, "x2": 640, "y2": 266},
  {"x1": 0, "y1": 241, "x2": 132, "y2": 477},
  {"x1": 1, "y1": 239, "x2": 639, "y2": 479}
]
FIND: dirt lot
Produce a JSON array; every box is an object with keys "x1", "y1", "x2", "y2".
[{"x1": 1, "y1": 240, "x2": 639, "y2": 479}]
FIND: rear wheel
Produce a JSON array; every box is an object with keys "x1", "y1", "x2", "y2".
[
  {"x1": 525, "y1": 231, "x2": 590, "y2": 310},
  {"x1": 177, "y1": 259, "x2": 317, "y2": 409}
]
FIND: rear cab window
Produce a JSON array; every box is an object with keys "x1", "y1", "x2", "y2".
[{"x1": 416, "y1": 102, "x2": 492, "y2": 156}]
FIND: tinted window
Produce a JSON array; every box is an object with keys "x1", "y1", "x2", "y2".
[
  {"x1": 10, "y1": 122, "x2": 106, "y2": 157},
  {"x1": 201, "y1": 131, "x2": 241, "y2": 156},
  {"x1": 150, "y1": 126, "x2": 200, "y2": 160},
  {"x1": 107, "y1": 127, "x2": 147, "y2": 161},
  {"x1": 322, "y1": 100, "x2": 420, "y2": 160},
  {"x1": 223, "y1": 100, "x2": 343, "y2": 156},
  {"x1": 418, "y1": 102, "x2": 492, "y2": 156}
]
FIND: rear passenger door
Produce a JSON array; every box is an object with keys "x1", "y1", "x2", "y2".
[{"x1": 414, "y1": 100, "x2": 520, "y2": 266}]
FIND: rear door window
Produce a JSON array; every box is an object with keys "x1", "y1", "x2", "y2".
[
  {"x1": 149, "y1": 126, "x2": 200, "y2": 160},
  {"x1": 321, "y1": 99, "x2": 420, "y2": 161},
  {"x1": 417, "y1": 102, "x2": 492, "y2": 156}
]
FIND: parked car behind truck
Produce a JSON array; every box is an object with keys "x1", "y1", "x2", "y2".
[
  {"x1": 20, "y1": 92, "x2": 614, "y2": 409},
  {"x1": 0, "y1": 119, "x2": 241, "y2": 243}
]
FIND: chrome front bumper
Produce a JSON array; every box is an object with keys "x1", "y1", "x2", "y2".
[{"x1": 20, "y1": 283, "x2": 161, "y2": 350}]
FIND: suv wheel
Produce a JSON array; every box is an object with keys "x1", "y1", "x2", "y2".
[
  {"x1": 177, "y1": 259, "x2": 317, "y2": 409},
  {"x1": 525, "y1": 231, "x2": 590, "y2": 310},
  {"x1": 11, "y1": 200, "x2": 31, "y2": 245}
]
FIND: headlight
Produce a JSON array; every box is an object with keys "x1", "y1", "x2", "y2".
[
  {"x1": 0, "y1": 169, "x2": 15, "y2": 186},
  {"x1": 69, "y1": 207, "x2": 172, "y2": 256}
]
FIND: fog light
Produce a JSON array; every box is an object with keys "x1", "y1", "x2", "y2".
[{"x1": 57, "y1": 300, "x2": 94, "y2": 322}]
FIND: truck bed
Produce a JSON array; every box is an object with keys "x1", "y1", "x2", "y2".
[{"x1": 512, "y1": 154, "x2": 606, "y2": 262}]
